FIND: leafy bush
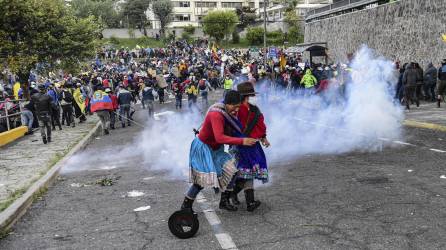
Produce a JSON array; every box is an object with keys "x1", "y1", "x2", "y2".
[
  {"x1": 183, "y1": 25, "x2": 195, "y2": 35},
  {"x1": 246, "y1": 27, "x2": 264, "y2": 46},
  {"x1": 266, "y1": 30, "x2": 284, "y2": 45}
]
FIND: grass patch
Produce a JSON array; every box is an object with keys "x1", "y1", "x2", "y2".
[{"x1": 0, "y1": 188, "x2": 27, "y2": 212}]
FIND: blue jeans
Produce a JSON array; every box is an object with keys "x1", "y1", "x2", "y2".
[
  {"x1": 186, "y1": 184, "x2": 203, "y2": 199},
  {"x1": 21, "y1": 110, "x2": 34, "y2": 130}
]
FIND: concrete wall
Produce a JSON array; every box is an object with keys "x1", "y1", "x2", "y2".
[
  {"x1": 304, "y1": 0, "x2": 446, "y2": 66},
  {"x1": 102, "y1": 28, "x2": 205, "y2": 39}
]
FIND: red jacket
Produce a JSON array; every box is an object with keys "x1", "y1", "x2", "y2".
[
  {"x1": 237, "y1": 103, "x2": 267, "y2": 139},
  {"x1": 198, "y1": 111, "x2": 244, "y2": 150}
]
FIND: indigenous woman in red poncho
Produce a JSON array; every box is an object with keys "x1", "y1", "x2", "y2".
[
  {"x1": 231, "y1": 82, "x2": 271, "y2": 212},
  {"x1": 180, "y1": 90, "x2": 257, "y2": 212}
]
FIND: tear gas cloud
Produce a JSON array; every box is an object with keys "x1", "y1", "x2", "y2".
[{"x1": 62, "y1": 46, "x2": 404, "y2": 178}]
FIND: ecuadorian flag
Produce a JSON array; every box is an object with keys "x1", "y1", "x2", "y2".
[{"x1": 90, "y1": 91, "x2": 113, "y2": 112}]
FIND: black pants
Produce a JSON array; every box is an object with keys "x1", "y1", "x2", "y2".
[
  {"x1": 38, "y1": 113, "x2": 51, "y2": 139},
  {"x1": 51, "y1": 106, "x2": 62, "y2": 129},
  {"x1": 109, "y1": 110, "x2": 116, "y2": 128},
  {"x1": 61, "y1": 104, "x2": 74, "y2": 126}
]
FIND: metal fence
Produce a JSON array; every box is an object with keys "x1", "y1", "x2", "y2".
[
  {"x1": 306, "y1": 0, "x2": 383, "y2": 17},
  {"x1": 0, "y1": 99, "x2": 24, "y2": 132}
]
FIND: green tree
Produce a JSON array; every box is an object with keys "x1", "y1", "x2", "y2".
[
  {"x1": 202, "y1": 10, "x2": 239, "y2": 41},
  {"x1": 246, "y1": 27, "x2": 264, "y2": 46},
  {"x1": 284, "y1": 8, "x2": 302, "y2": 44},
  {"x1": 151, "y1": 0, "x2": 173, "y2": 38},
  {"x1": 121, "y1": 0, "x2": 151, "y2": 36},
  {"x1": 183, "y1": 25, "x2": 196, "y2": 35},
  {"x1": 70, "y1": 0, "x2": 121, "y2": 28},
  {"x1": 0, "y1": 0, "x2": 102, "y2": 98},
  {"x1": 235, "y1": 6, "x2": 257, "y2": 30}
]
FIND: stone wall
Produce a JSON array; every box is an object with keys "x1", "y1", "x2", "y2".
[{"x1": 304, "y1": 0, "x2": 446, "y2": 66}]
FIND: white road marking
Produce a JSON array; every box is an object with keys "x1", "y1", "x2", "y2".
[
  {"x1": 215, "y1": 233, "x2": 238, "y2": 250},
  {"x1": 440, "y1": 175, "x2": 446, "y2": 179},
  {"x1": 392, "y1": 141, "x2": 415, "y2": 146},
  {"x1": 133, "y1": 206, "x2": 151, "y2": 212},
  {"x1": 196, "y1": 193, "x2": 238, "y2": 250},
  {"x1": 203, "y1": 209, "x2": 222, "y2": 226},
  {"x1": 408, "y1": 170, "x2": 413, "y2": 172},
  {"x1": 430, "y1": 149, "x2": 446, "y2": 153}
]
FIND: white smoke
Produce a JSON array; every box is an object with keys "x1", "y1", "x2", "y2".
[{"x1": 62, "y1": 46, "x2": 404, "y2": 180}]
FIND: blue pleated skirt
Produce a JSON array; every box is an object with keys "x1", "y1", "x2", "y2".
[{"x1": 189, "y1": 137, "x2": 238, "y2": 190}]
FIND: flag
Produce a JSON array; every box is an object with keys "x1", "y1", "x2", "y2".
[
  {"x1": 279, "y1": 53, "x2": 287, "y2": 71},
  {"x1": 442, "y1": 34, "x2": 446, "y2": 43}
]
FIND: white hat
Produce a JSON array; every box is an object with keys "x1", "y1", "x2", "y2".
[{"x1": 105, "y1": 88, "x2": 111, "y2": 93}]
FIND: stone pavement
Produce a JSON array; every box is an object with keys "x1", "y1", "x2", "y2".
[{"x1": 0, "y1": 116, "x2": 99, "y2": 210}]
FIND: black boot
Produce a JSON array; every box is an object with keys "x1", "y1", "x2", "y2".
[
  {"x1": 47, "y1": 137, "x2": 51, "y2": 143},
  {"x1": 42, "y1": 137, "x2": 47, "y2": 144},
  {"x1": 245, "y1": 189, "x2": 261, "y2": 212},
  {"x1": 230, "y1": 180, "x2": 244, "y2": 205},
  {"x1": 219, "y1": 191, "x2": 237, "y2": 211},
  {"x1": 438, "y1": 99, "x2": 441, "y2": 108},
  {"x1": 181, "y1": 197, "x2": 194, "y2": 213}
]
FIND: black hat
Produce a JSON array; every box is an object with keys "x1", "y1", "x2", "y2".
[
  {"x1": 237, "y1": 82, "x2": 257, "y2": 96},
  {"x1": 224, "y1": 90, "x2": 241, "y2": 105},
  {"x1": 37, "y1": 84, "x2": 46, "y2": 90}
]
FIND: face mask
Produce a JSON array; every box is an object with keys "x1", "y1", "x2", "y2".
[{"x1": 248, "y1": 96, "x2": 257, "y2": 105}]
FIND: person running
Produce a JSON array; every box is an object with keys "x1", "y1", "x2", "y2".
[
  {"x1": 230, "y1": 82, "x2": 270, "y2": 212},
  {"x1": 180, "y1": 90, "x2": 257, "y2": 213}
]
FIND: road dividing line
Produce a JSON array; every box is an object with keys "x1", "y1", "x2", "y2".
[
  {"x1": 196, "y1": 193, "x2": 238, "y2": 250},
  {"x1": 403, "y1": 120, "x2": 446, "y2": 132},
  {"x1": 430, "y1": 149, "x2": 446, "y2": 153},
  {"x1": 392, "y1": 141, "x2": 415, "y2": 146},
  {"x1": 215, "y1": 233, "x2": 238, "y2": 250}
]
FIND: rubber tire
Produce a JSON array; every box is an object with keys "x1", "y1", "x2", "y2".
[{"x1": 168, "y1": 210, "x2": 199, "y2": 239}]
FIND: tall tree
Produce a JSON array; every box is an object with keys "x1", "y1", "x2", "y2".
[
  {"x1": 70, "y1": 0, "x2": 122, "y2": 28},
  {"x1": 202, "y1": 10, "x2": 239, "y2": 42},
  {"x1": 121, "y1": 0, "x2": 151, "y2": 36},
  {"x1": 0, "y1": 0, "x2": 102, "y2": 98},
  {"x1": 151, "y1": 0, "x2": 173, "y2": 38}
]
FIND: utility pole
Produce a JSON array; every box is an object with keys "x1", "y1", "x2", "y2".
[{"x1": 263, "y1": 0, "x2": 267, "y2": 69}]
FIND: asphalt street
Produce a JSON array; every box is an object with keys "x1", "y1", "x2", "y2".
[{"x1": 1, "y1": 94, "x2": 446, "y2": 250}]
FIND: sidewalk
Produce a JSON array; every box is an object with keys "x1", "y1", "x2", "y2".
[
  {"x1": 0, "y1": 116, "x2": 99, "y2": 211},
  {"x1": 404, "y1": 101, "x2": 446, "y2": 130}
]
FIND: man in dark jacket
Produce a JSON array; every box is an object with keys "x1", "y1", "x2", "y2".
[
  {"x1": 117, "y1": 85, "x2": 133, "y2": 128},
  {"x1": 59, "y1": 84, "x2": 75, "y2": 127},
  {"x1": 423, "y1": 63, "x2": 437, "y2": 102},
  {"x1": 402, "y1": 63, "x2": 419, "y2": 109},
  {"x1": 437, "y1": 59, "x2": 446, "y2": 108},
  {"x1": 31, "y1": 84, "x2": 52, "y2": 144}
]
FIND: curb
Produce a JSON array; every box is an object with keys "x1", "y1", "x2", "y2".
[
  {"x1": 0, "y1": 126, "x2": 28, "y2": 147},
  {"x1": 0, "y1": 121, "x2": 101, "y2": 233},
  {"x1": 403, "y1": 120, "x2": 446, "y2": 132}
]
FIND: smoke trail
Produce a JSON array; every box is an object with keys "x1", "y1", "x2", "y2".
[{"x1": 263, "y1": 45, "x2": 403, "y2": 163}]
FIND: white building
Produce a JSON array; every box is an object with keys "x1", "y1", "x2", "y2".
[{"x1": 148, "y1": 0, "x2": 332, "y2": 30}]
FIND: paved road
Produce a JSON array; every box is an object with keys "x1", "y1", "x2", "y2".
[{"x1": 1, "y1": 95, "x2": 446, "y2": 250}]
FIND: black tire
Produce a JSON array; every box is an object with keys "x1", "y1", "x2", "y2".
[{"x1": 168, "y1": 210, "x2": 199, "y2": 239}]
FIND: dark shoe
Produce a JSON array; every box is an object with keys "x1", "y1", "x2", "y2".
[
  {"x1": 245, "y1": 189, "x2": 261, "y2": 212},
  {"x1": 416, "y1": 101, "x2": 420, "y2": 107},
  {"x1": 104, "y1": 129, "x2": 109, "y2": 135},
  {"x1": 181, "y1": 197, "x2": 195, "y2": 213},
  {"x1": 47, "y1": 137, "x2": 51, "y2": 143},
  {"x1": 52, "y1": 127, "x2": 56, "y2": 130},
  {"x1": 219, "y1": 191, "x2": 237, "y2": 211},
  {"x1": 59, "y1": 127, "x2": 62, "y2": 130},
  {"x1": 128, "y1": 123, "x2": 131, "y2": 126},
  {"x1": 438, "y1": 99, "x2": 441, "y2": 108},
  {"x1": 110, "y1": 126, "x2": 115, "y2": 130},
  {"x1": 122, "y1": 124, "x2": 125, "y2": 128},
  {"x1": 230, "y1": 180, "x2": 244, "y2": 206},
  {"x1": 43, "y1": 137, "x2": 47, "y2": 144}
]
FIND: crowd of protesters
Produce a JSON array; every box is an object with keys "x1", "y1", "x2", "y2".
[{"x1": 1, "y1": 39, "x2": 445, "y2": 141}]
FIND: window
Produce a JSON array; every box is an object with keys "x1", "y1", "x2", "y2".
[
  {"x1": 173, "y1": 1, "x2": 190, "y2": 7},
  {"x1": 195, "y1": 2, "x2": 217, "y2": 8},
  {"x1": 221, "y1": 2, "x2": 242, "y2": 8},
  {"x1": 175, "y1": 14, "x2": 191, "y2": 21},
  {"x1": 249, "y1": 2, "x2": 255, "y2": 8}
]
